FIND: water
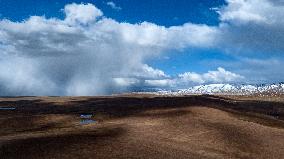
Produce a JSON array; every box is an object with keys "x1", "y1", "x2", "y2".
[
  {"x1": 79, "y1": 114, "x2": 96, "y2": 125},
  {"x1": 80, "y1": 119, "x2": 96, "y2": 125},
  {"x1": 0, "y1": 107, "x2": 16, "y2": 110},
  {"x1": 80, "y1": 114, "x2": 92, "y2": 119}
]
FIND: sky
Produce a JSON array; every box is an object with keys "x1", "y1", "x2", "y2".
[{"x1": 0, "y1": 0, "x2": 284, "y2": 95}]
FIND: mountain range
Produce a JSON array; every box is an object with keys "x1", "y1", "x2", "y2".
[{"x1": 138, "y1": 83, "x2": 284, "y2": 96}]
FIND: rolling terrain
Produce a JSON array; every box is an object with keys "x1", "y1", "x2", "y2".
[{"x1": 0, "y1": 95, "x2": 284, "y2": 159}]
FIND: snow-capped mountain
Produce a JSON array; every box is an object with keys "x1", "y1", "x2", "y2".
[{"x1": 140, "y1": 83, "x2": 284, "y2": 96}]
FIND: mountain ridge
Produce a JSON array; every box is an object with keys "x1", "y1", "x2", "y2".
[{"x1": 136, "y1": 83, "x2": 284, "y2": 96}]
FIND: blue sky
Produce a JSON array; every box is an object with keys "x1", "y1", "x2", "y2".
[
  {"x1": 0, "y1": 0, "x2": 284, "y2": 95},
  {"x1": 0, "y1": 0, "x2": 224, "y2": 26},
  {"x1": 0, "y1": 0, "x2": 227, "y2": 74}
]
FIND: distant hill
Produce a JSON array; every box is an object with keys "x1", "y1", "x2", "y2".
[{"x1": 136, "y1": 83, "x2": 284, "y2": 96}]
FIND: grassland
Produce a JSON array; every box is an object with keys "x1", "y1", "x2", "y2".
[{"x1": 0, "y1": 95, "x2": 284, "y2": 159}]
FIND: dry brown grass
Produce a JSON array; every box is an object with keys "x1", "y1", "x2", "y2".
[{"x1": 0, "y1": 95, "x2": 284, "y2": 159}]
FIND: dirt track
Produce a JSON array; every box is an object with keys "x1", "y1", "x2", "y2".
[{"x1": 0, "y1": 95, "x2": 284, "y2": 159}]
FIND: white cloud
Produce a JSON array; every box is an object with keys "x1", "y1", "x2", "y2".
[
  {"x1": 216, "y1": 0, "x2": 284, "y2": 53},
  {"x1": 106, "y1": 1, "x2": 122, "y2": 10},
  {"x1": 117, "y1": 21, "x2": 218, "y2": 49},
  {"x1": 218, "y1": 0, "x2": 268, "y2": 23},
  {"x1": 139, "y1": 64, "x2": 169, "y2": 79},
  {"x1": 219, "y1": 0, "x2": 284, "y2": 24},
  {"x1": 0, "y1": 3, "x2": 216, "y2": 95},
  {"x1": 64, "y1": 3, "x2": 103, "y2": 25},
  {"x1": 113, "y1": 78, "x2": 140, "y2": 87},
  {"x1": 145, "y1": 79, "x2": 175, "y2": 88},
  {"x1": 178, "y1": 67, "x2": 244, "y2": 84},
  {"x1": 0, "y1": 57, "x2": 57, "y2": 95},
  {"x1": 1, "y1": 1, "x2": 284, "y2": 95},
  {"x1": 142, "y1": 67, "x2": 244, "y2": 88},
  {"x1": 178, "y1": 72, "x2": 205, "y2": 84}
]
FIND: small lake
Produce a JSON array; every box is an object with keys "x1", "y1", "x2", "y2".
[
  {"x1": 80, "y1": 119, "x2": 96, "y2": 125},
  {"x1": 80, "y1": 114, "x2": 96, "y2": 125},
  {"x1": 0, "y1": 107, "x2": 16, "y2": 110}
]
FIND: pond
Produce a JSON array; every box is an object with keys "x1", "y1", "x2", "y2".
[
  {"x1": 0, "y1": 107, "x2": 16, "y2": 110},
  {"x1": 80, "y1": 114, "x2": 96, "y2": 125}
]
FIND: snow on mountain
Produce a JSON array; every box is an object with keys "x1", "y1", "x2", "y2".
[{"x1": 140, "y1": 83, "x2": 284, "y2": 96}]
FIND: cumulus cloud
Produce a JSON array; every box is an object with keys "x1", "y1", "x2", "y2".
[
  {"x1": 217, "y1": 0, "x2": 284, "y2": 53},
  {"x1": 145, "y1": 79, "x2": 175, "y2": 88},
  {"x1": 113, "y1": 78, "x2": 140, "y2": 87},
  {"x1": 219, "y1": 0, "x2": 268, "y2": 23},
  {"x1": 64, "y1": 3, "x2": 103, "y2": 25},
  {"x1": 142, "y1": 67, "x2": 244, "y2": 88},
  {"x1": 106, "y1": 1, "x2": 122, "y2": 11},
  {"x1": 219, "y1": 0, "x2": 284, "y2": 24},
  {"x1": 0, "y1": 3, "x2": 217, "y2": 95},
  {"x1": 178, "y1": 67, "x2": 244, "y2": 84},
  {"x1": 0, "y1": 0, "x2": 283, "y2": 95},
  {"x1": 207, "y1": 0, "x2": 284, "y2": 83},
  {"x1": 139, "y1": 64, "x2": 169, "y2": 79}
]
